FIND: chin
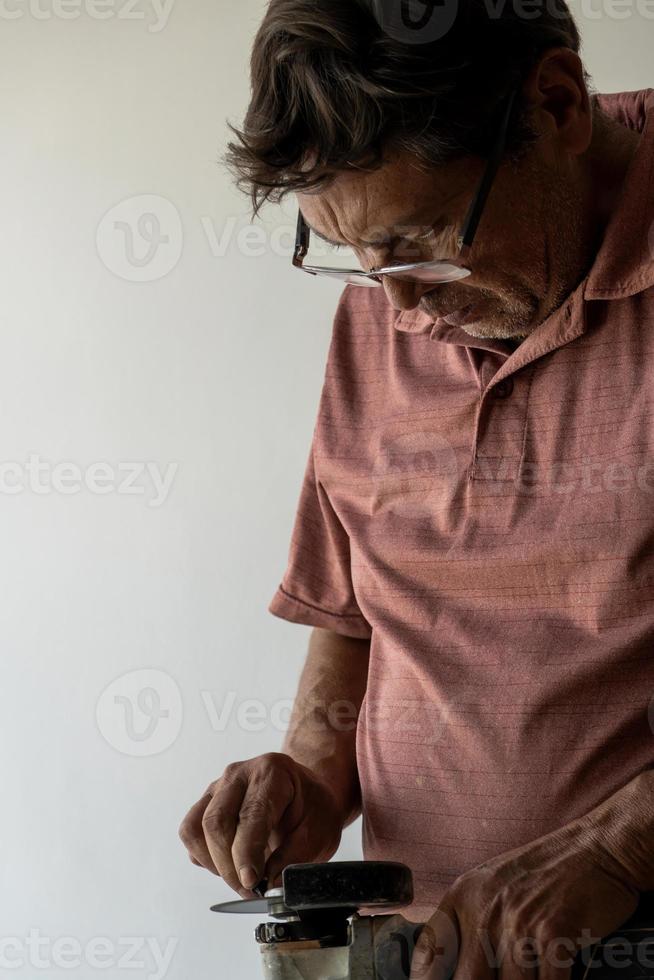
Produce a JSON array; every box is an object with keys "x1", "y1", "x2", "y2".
[{"x1": 461, "y1": 317, "x2": 497, "y2": 339}]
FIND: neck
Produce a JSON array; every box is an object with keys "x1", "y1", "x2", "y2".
[{"x1": 583, "y1": 101, "x2": 641, "y2": 240}]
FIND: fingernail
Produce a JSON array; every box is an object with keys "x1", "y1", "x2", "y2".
[{"x1": 239, "y1": 865, "x2": 258, "y2": 889}]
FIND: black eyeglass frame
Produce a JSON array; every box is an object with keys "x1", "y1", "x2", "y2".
[{"x1": 292, "y1": 80, "x2": 521, "y2": 284}]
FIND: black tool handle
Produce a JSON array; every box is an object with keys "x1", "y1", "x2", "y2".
[{"x1": 571, "y1": 892, "x2": 654, "y2": 980}]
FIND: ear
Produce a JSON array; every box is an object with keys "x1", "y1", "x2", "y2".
[{"x1": 520, "y1": 47, "x2": 593, "y2": 157}]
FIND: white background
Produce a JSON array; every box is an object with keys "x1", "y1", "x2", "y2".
[{"x1": 0, "y1": 1, "x2": 651, "y2": 977}]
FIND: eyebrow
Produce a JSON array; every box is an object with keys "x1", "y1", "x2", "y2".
[{"x1": 300, "y1": 210, "x2": 446, "y2": 248}]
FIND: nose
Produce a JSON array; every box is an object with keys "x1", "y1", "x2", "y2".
[{"x1": 380, "y1": 276, "x2": 436, "y2": 311}]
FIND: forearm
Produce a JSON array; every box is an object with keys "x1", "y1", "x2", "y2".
[
  {"x1": 578, "y1": 768, "x2": 654, "y2": 892},
  {"x1": 282, "y1": 626, "x2": 370, "y2": 828}
]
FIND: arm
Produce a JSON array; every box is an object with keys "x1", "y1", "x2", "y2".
[
  {"x1": 282, "y1": 625, "x2": 370, "y2": 829},
  {"x1": 179, "y1": 625, "x2": 370, "y2": 896}
]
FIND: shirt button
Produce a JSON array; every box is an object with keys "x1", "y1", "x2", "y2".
[{"x1": 494, "y1": 378, "x2": 514, "y2": 398}]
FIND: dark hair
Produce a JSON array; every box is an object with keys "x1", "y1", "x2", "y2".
[{"x1": 224, "y1": 0, "x2": 593, "y2": 217}]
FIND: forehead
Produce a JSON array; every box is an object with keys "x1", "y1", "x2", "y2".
[{"x1": 296, "y1": 147, "x2": 469, "y2": 235}]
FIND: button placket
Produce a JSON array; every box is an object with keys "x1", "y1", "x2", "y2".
[{"x1": 468, "y1": 366, "x2": 535, "y2": 483}]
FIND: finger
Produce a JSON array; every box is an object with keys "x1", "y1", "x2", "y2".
[
  {"x1": 178, "y1": 793, "x2": 219, "y2": 874},
  {"x1": 231, "y1": 769, "x2": 297, "y2": 889},
  {"x1": 202, "y1": 775, "x2": 249, "y2": 894},
  {"x1": 265, "y1": 826, "x2": 310, "y2": 886},
  {"x1": 264, "y1": 816, "x2": 335, "y2": 885},
  {"x1": 263, "y1": 770, "x2": 346, "y2": 886},
  {"x1": 410, "y1": 905, "x2": 460, "y2": 980}
]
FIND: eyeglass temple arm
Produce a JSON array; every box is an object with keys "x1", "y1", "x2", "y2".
[
  {"x1": 294, "y1": 210, "x2": 309, "y2": 267},
  {"x1": 457, "y1": 84, "x2": 520, "y2": 252}
]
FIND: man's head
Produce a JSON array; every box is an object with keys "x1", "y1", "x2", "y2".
[{"x1": 225, "y1": 0, "x2": 634, "y2": 340}]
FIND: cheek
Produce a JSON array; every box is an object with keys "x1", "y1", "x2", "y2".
[{"x1": 471, "y1": 224, "x2": 542, "y2": 284}]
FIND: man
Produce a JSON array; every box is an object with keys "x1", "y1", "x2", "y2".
[{"x1": 180, "y1": 0, "x2": 654, "y2": 976}]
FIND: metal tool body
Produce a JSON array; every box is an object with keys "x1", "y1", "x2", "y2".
[
  {"x1": 212, "y1": 861, "x2": 420, "y2": 979},
  {"x1": 211, "y1": 861, "x2": 654, "y2": 980}
]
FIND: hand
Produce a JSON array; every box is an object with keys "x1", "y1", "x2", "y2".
[
  {"x1": 178, "y1": 752, "x2": 346, "y2": 898},
  {"x1": 410, "y1": 817, "x2": 640, "y2": 980}
]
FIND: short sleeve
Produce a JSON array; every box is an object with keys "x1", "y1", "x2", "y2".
[
  {"x1": 269, "y1": 287, "x2": 376, "y2": 640},
  {"x1": 268, "y1": 422, "x2": 372, "y2": 639}
]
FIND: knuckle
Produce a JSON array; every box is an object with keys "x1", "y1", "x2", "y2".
[
  {"x1": 201, "y1": 806, "x2": 230, "y2": 838},
  {"x1": 178, "y1": 820, "x2": 196, "y2": 847},
  {"x1": 239, "y1": 797, "x2": 271, "y2": 823},
  {"x1": 222, "y1": 761, "x2": 243, "y2": 780},
  {"x1": 258, "y1": 751, "x2": 287, "y2": 770},
  {"x1": 450, "y1": 868, "x2": 478, "y2": 901}
]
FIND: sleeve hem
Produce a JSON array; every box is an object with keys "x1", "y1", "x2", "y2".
[{"x1": 268, "y1": 585, "x2": 373, "y2": 640}]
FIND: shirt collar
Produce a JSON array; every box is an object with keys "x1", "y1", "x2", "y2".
[
  {"x1": 584, "y1": 87, "x2": 654, "y2": 300},
  {"x1": 393, "y1": 86, "x2": 654, "y2": 353}
]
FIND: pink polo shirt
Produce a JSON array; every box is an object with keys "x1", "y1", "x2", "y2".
[{"x1": 269, "y1": 87, "x2": 654, "y2": 920}]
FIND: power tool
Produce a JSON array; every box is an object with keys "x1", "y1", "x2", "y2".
[{"x1": 211, "y1": 860, "x2": 654, "y2": 980}]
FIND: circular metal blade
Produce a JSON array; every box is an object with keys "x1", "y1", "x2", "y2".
[{"x1": 210, "y1": 897, "x2": 270, "y2": 915}]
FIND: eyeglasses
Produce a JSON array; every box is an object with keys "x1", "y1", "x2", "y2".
[{"x1": 292, "y1": 81, "x2": 520, "y2": 287}]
